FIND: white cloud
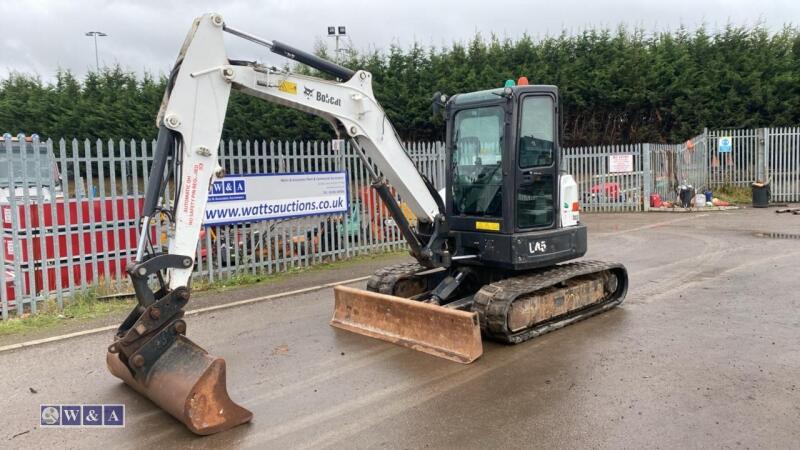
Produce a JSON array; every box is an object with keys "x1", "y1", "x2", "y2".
[{"x1": 0, "y1": 0, "x2": 796, "y2": 81}]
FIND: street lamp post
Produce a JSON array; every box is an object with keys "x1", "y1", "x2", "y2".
[
  {"x1": 327, "y1": 26, "x2": 347, "y2": 63},
  {"x1": 85, "y1": 31, "x2": 108, "y2": 71}
]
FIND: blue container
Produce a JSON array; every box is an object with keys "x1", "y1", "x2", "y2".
[{"x1": 704, "y1": 190, "x2": 712, "y2": 202}]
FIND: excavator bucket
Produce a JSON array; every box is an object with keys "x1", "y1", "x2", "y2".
[
  {"x1": 331, "y1": 285, "x2": 483, "y2": 363},
  {"x1": 106, "y1": 335, "x2": 252, "y2": 435}
]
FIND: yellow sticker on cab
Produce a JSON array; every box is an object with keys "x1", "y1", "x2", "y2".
[
  {"x1": 475, "y1": 221, "x2": 500, "y2": 231},
  {"x1": 278, "y1": 80, "x2": 297, "y2": 95}
]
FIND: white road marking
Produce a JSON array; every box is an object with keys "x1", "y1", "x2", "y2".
[{"x1": 0, "y1": 275, "x2": 369, "y2": 354}]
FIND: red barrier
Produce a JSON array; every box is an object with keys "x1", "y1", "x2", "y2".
[
  {"x1": 3, "y1": 227, "x2": 140, "y2": 262},
  {"x1": 2, "y1": 196, "x2": 147, "y2": 307},
  {"x1": 1, "y1": 197, "x2": 143, "y2": 229}
]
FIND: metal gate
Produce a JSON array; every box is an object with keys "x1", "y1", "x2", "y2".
[
  {"x1": 706, "y1": 127, "x2": 800, "y2": 202},
  {"x1": 562, "y1": 144, "x2": 643, "y2": 212},
  {"x1": 649, "y1": 133, "x2": 709, "y2": 203},
  {"x1": 767, "y1": 127, "x2": 800, "y2": 202},
  {"x1": 707, "y1": 128, "x2": 763, "y2": 187}
]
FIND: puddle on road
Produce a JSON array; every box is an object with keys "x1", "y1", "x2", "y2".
[{"x1": 752, "y1": 231, "x2": 800, "y2": 240}]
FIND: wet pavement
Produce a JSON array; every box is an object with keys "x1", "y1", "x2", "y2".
[{"x1": 1, "y1": 208, "x2": 799, "y2": 448}]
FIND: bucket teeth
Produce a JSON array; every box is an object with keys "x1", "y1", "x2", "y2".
[
  {"x1": 330, "y1": 285, "x2": 483, "y2": 363},
  {"x1": 107, "y1": 335, "x2": 252, "y2": 435}
]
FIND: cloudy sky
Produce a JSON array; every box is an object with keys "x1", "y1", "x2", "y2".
[{"x1": 1, "y1": 0, "x2": 797, "y2": 81}]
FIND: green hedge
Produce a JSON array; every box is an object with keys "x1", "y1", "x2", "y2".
[{"x1": 1, "y1": 24, "x2": 798, "y2": 146}]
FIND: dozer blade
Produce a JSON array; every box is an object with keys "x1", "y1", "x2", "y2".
[
  {"x1": 331, "y1": 285, "x2": 483, "y2": 363},
  {"x1": 106, "y1": 335, "x2": 252, "y2": 435}
]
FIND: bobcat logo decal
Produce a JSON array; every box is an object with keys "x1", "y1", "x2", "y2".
[{"x1": 303, "y1": 87, "x2": 314, "y2": 99}]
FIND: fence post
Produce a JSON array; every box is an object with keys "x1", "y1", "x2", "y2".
[
  {"x1": 337, "y1": 140, "x2": 350, "y2": 259},
  {"x1": 4, "y1": 137, "x2": 26, "y2": 314},
  {"x1": 0, "y1": 220, "x2": 6, "y2": 320},
  {"x1": 764, "y1": 128, "x2": 771, "y2": 183},
  {"x1": 0, "y1": 140, "x2": 7, "y2": 318},
  {"x1": 704, "y1": 127, "x2": 711, "y2": 187},
  {"x1": 641, "y1": 143, "x2": 651, "y2": 212},
  {"x1": 758, "y1": 128, "x2": 768, "y2": 183}
]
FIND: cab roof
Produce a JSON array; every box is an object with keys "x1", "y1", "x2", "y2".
[{"x1": 449, "y1": 85, "x2": 558, "y2": 106}]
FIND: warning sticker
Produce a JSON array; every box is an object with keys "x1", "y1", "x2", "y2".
[{"x1": 278, "y1": 80, "x2": 297, "y2": 95}]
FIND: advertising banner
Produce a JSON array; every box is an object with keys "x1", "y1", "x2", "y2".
[{"x1": 203, "y1": 172, "x2": 349, "y2": 226}]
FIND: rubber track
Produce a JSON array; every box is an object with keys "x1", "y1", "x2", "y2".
[
  {"x1": 473, "y1": 260, "x2": 628, "y2": 344},
  {"x1": 366, "y1": 262, "x2": 427, "y2": 295}
]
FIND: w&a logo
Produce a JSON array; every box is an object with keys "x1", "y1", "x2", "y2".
[{"x1": 40, "y1": 404, "x2": 125, "y2": 428}]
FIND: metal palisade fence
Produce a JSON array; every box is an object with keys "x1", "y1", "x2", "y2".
[
  {"x1": 706, "y1": 127, "x2": 800, "y2": 202},
  {"x1": 0, "y1": 137, "x2": 444, "y2": 319},
  {"x1": 649, "y1": 132, "x2": 710, "y2": 204},
  {"x1": 562, "y1": 144, "x2": 644, "y2": 212},
  {"x1": 766, "y1": 127, "x2": 800, "y2": 202},
  {"x1": 2, "y1": 126, "x2": 800, "y2": 317},
  {"x1": 707, "y1": 128, "x2": 765, "y2": 187}
]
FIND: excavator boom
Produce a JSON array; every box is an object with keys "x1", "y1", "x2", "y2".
[{"x1": 108, "y1": 13, "x2": 472, "y2": 435}]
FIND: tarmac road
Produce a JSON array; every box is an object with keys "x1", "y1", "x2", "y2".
[{"x1": 1, "y1": 208, "x2": 799, "y2": 449}]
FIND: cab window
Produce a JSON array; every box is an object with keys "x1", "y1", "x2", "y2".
[
  {"x1": 451, "y1": 106, "x2": 504, "y2": 217},
  {"x1": 518, "y1": 97, "x2": 554, "y2": 168}
]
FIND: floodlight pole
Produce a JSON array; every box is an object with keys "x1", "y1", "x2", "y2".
[
  {"x1": 327, "y1": 26, "x2": 347, "y2": 63},
  {"x1": 85, "y1": 31, "x2": 108, "y2": 71}
]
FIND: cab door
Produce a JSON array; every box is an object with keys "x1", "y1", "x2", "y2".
[
  {"x1": 447, "y1": 104, "x2": 508, "y2": 233},
  {"x1": 514, "y1": 94, "x2": 559, "y2": 231}
]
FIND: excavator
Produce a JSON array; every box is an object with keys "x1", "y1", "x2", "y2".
[{"x1": 107, "y1": 13, "x2": 629, "y2": 435}]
